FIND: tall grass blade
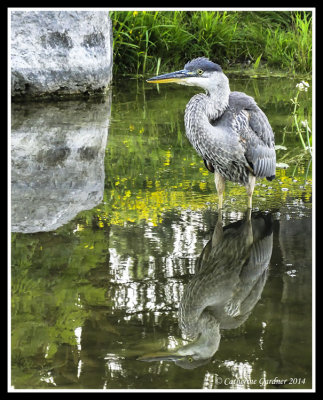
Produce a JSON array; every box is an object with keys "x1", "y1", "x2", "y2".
[{"x1": 253, "y1": 54, "x2": 262, "y2": 70}]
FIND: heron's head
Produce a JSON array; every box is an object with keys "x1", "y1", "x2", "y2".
[
  {"x1": 147, "y1": 57, "x2": 228, "y2": 94},
  {"x1": 138, "y1": 318, "x2": 221, "y2": 369}
]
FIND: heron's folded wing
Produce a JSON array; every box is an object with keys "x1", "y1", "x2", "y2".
[
  {"x1": 229, "y1": 91, "x2": 276, "y2": 179},
  {"x1": 245, "y1": 107, "x2": 276, "y2": 178}
]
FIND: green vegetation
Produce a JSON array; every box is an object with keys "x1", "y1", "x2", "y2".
[{"x1": 110, "y1": 10, "x2": 312, "y2": 76}]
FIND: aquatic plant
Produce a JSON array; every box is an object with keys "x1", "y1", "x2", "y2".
[{"x1": 291, "y1": 80, "x2": 312, "y2": 155}]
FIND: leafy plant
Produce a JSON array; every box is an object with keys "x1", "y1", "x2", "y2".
[{"x1": 291, "y1": 81, "x2": 312, "y2": 155}]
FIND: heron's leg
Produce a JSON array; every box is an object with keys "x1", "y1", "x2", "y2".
[
  {"x1": 212, "y1": 208, "x2": 223, "y2": 246},
  {"x1": 246, "y1": 207, "x2": 252, "y2": 222},
  {"x1": 246, "y1": 174, "x2": 256, "y2": 209},
  {"x1": 244, "y1": 208, "x2": 253, "y2": 247},
  {"x1": 214, "y1": 173, "x2": 225, "y2": 209}
]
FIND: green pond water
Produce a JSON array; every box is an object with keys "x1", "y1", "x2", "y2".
[{"x1": 11, "y1": 75, "x2": 313, "y2": 390}]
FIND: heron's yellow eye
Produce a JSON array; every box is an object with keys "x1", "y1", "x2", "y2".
[
  {"x1": 197, "y1": 69, "x2": 204, "y2": 75},
  {"x1": 188, "y1": 357, "x2": 193, "y2": 363}
]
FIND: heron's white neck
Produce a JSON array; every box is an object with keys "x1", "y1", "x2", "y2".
[
  {"x1": 204, "y1": 73, "x2": 230, "y2": 119},
  {"x1": 184, "y1": 75, "x2": 230, "y2": 150}
]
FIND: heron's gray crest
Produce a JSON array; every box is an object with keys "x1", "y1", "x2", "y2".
[{"x1": 184, "y1": 57, "x2": 222, "y2": 73}]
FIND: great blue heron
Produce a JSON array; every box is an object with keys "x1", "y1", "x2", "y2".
[
  {"x1": 147, "y1": 57, "x2": 276, "y2": 209},
  {"x1": 138, "y1": 210, "x2": 273, "y2": 369}
]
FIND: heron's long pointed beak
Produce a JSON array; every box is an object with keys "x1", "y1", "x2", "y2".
[
  {"x1": 146, "y1": 69, "x2": 192, "y2": 84},
  {"x1": 137, "y1": 351, "x2": 185, "y2": 362}
]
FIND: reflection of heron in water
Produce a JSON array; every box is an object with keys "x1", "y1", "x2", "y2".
[{"x1": 138, "y1": 210, "x2": 273, "y2": 369}]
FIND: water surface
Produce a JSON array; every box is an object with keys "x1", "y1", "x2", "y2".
[{"x1": 11, "y1": 75, "x2": 312, "y2": 390}]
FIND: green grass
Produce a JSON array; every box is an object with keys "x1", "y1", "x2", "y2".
[{"x1": 110, "y1": 10, "x2": 312, "y2": 76}]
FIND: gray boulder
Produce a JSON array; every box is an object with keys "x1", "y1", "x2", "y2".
[{"x1": 11, "y1": 10, "x2": 113, "y2": 99}]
